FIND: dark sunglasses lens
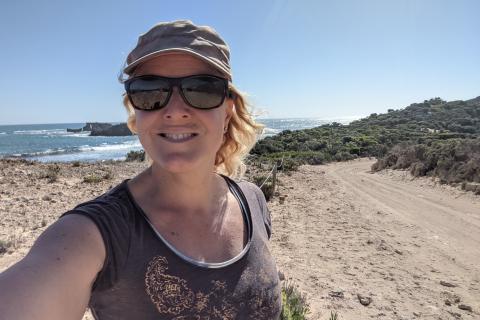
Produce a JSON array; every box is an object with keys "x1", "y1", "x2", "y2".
[
  {"x1": 182, "y1": 77, "x2": 226, "y2": 109},
  {"x1": 128, "y1": 78, "x2": 170, "y2": 110}
]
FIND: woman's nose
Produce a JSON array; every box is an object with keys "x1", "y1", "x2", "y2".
[{"x1": 162, "y1": 87, "x2": 191, "y2": 120}]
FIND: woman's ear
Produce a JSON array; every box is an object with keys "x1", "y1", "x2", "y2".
[{"x1": 224, "y1": 99, "x2": 235, "y2": 124}]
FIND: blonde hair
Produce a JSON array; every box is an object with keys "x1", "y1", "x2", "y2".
[{"x1": 122, "y1": 85, "x2": 263, "y2": 179}]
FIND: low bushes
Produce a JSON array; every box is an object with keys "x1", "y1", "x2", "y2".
[
  {"x1": 83, "y1": 169, "x2": 113, "y2": 183},
  {"x1": 251, "y1": 174, "x2": 275, "y2": 201},
  {"x1": 126, "y1": 150, "x2": 145, "y2": 162},
  {"x1": 38, "y1": 164, "x2": 61, "y2": 183},
  {"x1": 250, "y1": 97, "x2": 479, "y2": 183},
  {"x1": 372, "y1": 138, "x2": 480, "y2": 185}
]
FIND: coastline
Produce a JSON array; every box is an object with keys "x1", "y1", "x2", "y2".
[{"x1": 0, "y1": 118, "x2": 353, "y2": 163}]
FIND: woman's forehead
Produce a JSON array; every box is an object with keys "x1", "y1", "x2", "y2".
[{"x1": 133, "y1": 53, "x2": 223, "y2": 78}]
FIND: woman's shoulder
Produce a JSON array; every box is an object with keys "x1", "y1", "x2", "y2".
[
  {"x1": 59, "y1": 179, "x2": 136, "y2": 246},
  {"x1": 56, "y1": 180, "x2": 135, "y2": 292},
  {"x1": 65, "y1": 179, "x2": 134, "y2": 217},
  {"x1": 221, "y1": 174, "x2": 253, "y2": 192},
  {"x1": 234, "y1": 179, "x2": 268, "y2": 205},
  {"x1": 228, "y1": 178, "x2": 272, "y2": 239}
]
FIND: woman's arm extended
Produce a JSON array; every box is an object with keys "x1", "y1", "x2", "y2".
[{"x1": 0, "y1": 214, "x2": 106, "y2": 320}]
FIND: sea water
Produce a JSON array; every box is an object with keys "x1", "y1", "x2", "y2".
[{"x1": 0, "y1": 118, "x2": 355, "y2": 163}]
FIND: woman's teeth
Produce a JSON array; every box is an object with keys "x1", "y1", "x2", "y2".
[{"x1": 160, "y1": 133, "x2": 196, "y2": 141}]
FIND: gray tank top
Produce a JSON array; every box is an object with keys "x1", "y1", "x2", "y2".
[{"x1": 61, "y1": 176, "x2": 282, "y2": 319}]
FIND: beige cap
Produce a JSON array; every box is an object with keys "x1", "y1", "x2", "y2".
[{"x1": 123, "y1": 20, "x2": 232, "y2": 80}]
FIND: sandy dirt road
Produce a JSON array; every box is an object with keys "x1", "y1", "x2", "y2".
[{"x1": 269, "y1": 158, "x2": 480, "y2": 319}]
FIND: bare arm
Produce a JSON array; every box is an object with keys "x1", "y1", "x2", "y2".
[{"x1": 0, "y1": 214, "x2": 106, "y2": 320}]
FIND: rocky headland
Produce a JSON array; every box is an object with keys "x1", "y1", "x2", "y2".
[{"x1": 67, "y1": 122, "x2": 133, "y2": 136}]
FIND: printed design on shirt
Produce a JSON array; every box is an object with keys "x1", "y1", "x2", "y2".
[
  {"x1": 145, "y1": 256, "x2": 238, "y2": 319},
  {"x1": 144, "y1": 256, "x2": 195, "y2": 314}
]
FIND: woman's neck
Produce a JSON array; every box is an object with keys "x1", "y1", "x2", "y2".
[{"x1": 129, "y1": 164, "x2": 229, "y2": 220}]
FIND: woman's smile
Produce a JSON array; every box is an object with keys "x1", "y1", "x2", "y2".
[{"x1": 158, "y1": 132, "x2": 198, "y2": 143}]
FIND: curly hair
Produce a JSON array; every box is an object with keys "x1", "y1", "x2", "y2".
[{"x1": 122, "y1": 85, "x2": 263, "y2": 179}]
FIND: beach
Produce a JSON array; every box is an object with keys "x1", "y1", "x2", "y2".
[{"x1": 1, "y1": 158, "x2": 479, "y2": 319}]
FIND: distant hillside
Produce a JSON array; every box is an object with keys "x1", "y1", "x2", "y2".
[
  {"x1": 350, "y1": 96, "x2": 480, "y2": 135},
  {"x1": 250, "y1": 96, "x2": 480, "y2": 189}
]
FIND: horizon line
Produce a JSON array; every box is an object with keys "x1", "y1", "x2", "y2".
[{"x1": 0, "y1": 115, "x2": 364, "y2": 127}]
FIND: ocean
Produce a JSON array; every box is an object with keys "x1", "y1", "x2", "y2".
[{"x1": 0, "y1": 118, "x2": 355, "y2": 162}]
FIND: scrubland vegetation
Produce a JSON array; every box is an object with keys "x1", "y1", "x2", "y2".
[{"x1": 250, "y1": 96, "x2": 480, "y2": 190}]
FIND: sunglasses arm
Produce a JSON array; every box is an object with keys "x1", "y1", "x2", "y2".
[{"x1": 228, "y1": 90, "x2": 236, "y2": 100}]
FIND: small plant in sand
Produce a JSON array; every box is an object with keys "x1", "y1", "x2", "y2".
[
  {"x1": 71, "y1": 161, "x2": 81, "y2": 167},
  {"x1": 83, "y1": 174, "x2": 104, "y2": 183},
  {"x1": 102, "y1": 169, "x2": 113, "y2": 180},
  {"x1": 125, "y1": 150, "x2": 145, "y2": 162},
  {"x1": 0, "y1": 233, "x2": 22, "y2": 255},
  {"x1": 83, "y1": 169, "x2": 113, "y2": 183},
  {"x1": 329, "y1": 310, "x2": 339, "y2": 320},
  {"x1": 251, "y1": 174, "x2": 275, "y2": 201},
  {"x1": 0, "y1": 239, "x2": 12, "y2": 255},
  {"x1": 39, "y1": 163, "x2": 61, "y2": 183},
  {"x1": 281, "y1": 281, "x2": 310, "y2": 320}
]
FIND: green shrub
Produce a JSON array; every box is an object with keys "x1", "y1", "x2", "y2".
[
  {"x1": 71, "y1": 161, "x2": 81, "y2": 167},
  {"x1": 281, "y1": 282, "x2": 310, "y2": 320},
  {"x1": 0, "y1": 239, "x2": 12, "y2": 255},
  {"x1": 102, "y1": 169, "x2": 113, "y2": 180},
  {"x1": 83, "y1": 170, "x2": 113, "y2": 183},
  {"x1": 126, "y1": 150, "x2": 145, "y2": 162},
  {"x1": 39, "y1": 164, "x2": 61, "y2": 183},
  {"x1": 410, "y1": 162, "x2": 428, "y2": 177},
  {"x1": 333, "y1": 151, "x2": 355, "y2": 162},
  {"x1": 0, "y1": 235, "x2": 20, "y2": 255},
  {"x1": 83, "y1": 175, "x2": 103, "y2": 184},
  {"x1": 329, "y1": 311, "x2": 339, "y2": 320},
  {"x1": 251, "y1": 174, "x2": 275, "y2": 201}
]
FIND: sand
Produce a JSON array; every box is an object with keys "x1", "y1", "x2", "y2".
[
  {"x1": 1, "y1": 158, "x2": 479, "y2": 319},
  {"x1": 269, "y1": 158, "x2": 480, "y2": 319}
]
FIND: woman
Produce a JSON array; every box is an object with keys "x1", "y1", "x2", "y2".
[{"x1": 0, "y1": 20, "x2": 282, "y2": 319}]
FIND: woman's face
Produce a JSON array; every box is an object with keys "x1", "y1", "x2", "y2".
[{"x1": 132, "y1": 53, "x2": 233, "y2": 174}]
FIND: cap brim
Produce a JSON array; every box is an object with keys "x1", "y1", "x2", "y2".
[{"x1": 123, "y1": 48, "x2": 232, "y2": 80}]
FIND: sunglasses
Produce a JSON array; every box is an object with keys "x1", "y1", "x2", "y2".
[{"x1": 124, "y1": 74, "x2": 234, "y2": 111}]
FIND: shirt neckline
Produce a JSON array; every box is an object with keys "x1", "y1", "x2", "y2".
[{"x1": 122, "y1": 175, "x2": 253, "y2": 269}]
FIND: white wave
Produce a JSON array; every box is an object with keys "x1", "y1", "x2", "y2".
[
  {"x1": 63, "y1": 132, "x2": 91, "y2": 137},
  {"x1": 0, "y1": 132, "x2": 6, "y2": 135},
  {"x1": 78, "y1": 140, "x2": 142, "y2": 152},
  {"x1": 28, "y1": 148, "x2": 57, "y2": 156},
  {"x1": 263, "y1": 127, "x2": 281, "y2": 134},
  {"x1": 13, "y1": 129, "x2": 67, "y2": 135},
  {"x1": 32, "y1": 142, "x2": 143, "y2": 163},
  {"x1": 17, "y1": 142, "x2": 140, "y2": 157},
  {"x1": 12, "y1": 128, "x2": 93, "y2": 136}
]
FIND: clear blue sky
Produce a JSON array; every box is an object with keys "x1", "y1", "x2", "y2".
[{"x1": 0, "y1": 0, "x2": 479, "y2": 125}]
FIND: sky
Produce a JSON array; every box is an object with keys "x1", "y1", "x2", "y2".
[{"x1": 0, "y1": 0, "x2": 479, "y2": 125}]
